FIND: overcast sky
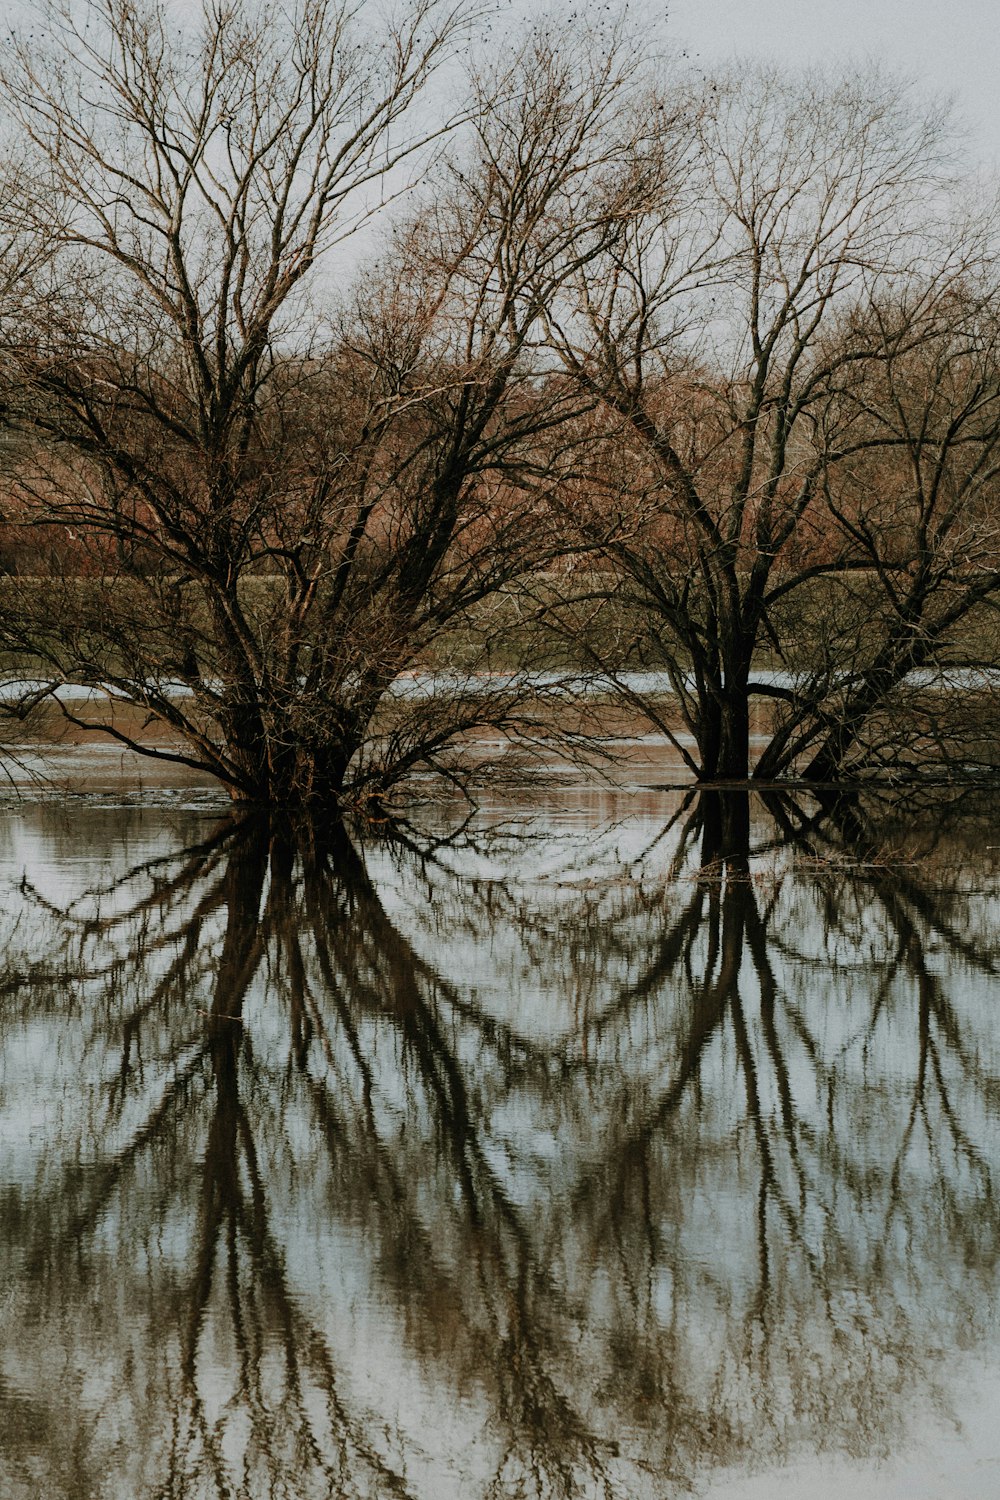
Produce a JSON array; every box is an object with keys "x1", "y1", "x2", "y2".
[{"x1": 664, "y1": 0, "x2": 1000, "y2": 168}]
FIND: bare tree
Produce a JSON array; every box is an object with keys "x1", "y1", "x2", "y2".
[
  {"x1": 539, "y1": 63, "x2": 1000, "y2": 783},
  {"x1": 0, "y1": 1, "x2": 650, "y2": 805},
  {"x1": 763, "y1": 277, "x2": 1000, "y2": 781}
]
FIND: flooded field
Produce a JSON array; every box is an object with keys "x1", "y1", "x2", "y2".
[{"x1": 1, "y1": 738, "x2": 999, "y2": 1498}]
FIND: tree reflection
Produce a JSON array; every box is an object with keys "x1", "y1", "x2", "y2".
[{"x1": 1, "y1": 791, "x2": 999, "y2": 1498}]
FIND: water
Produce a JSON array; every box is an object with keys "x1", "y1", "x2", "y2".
[{"x1": 1, "y1": 762, "x2": 999, "y2": 1499}]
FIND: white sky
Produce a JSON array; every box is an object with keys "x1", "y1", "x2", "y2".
[{"x1": 665, "y1": 0, "x2": 1000, "y2": 168}]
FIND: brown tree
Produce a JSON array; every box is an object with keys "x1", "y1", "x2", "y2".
[
  {"x1": 539, "y1": 64, "x2": 1000, "y2": 783},
  {"x1": 0, "y1": 2, "x2": 648, "y2": 805}
]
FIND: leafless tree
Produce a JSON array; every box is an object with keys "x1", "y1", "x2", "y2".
[
  {"x1": 539, "y1": 63, "x2": 1000, "y2": 783},
  {"x1": 0, "y1": 1, "x2": 649, "y2": 805},
  {"x1": 763, "y1": 277, "x2": 1000, "y2": 781}
]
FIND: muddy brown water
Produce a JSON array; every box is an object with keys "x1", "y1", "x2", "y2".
[{"x1": 1, "y1": 736, "x2": 999, "y2": 1499}]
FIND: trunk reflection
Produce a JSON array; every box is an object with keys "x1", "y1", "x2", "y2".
[{"x1": 1, "y1": 792, "x2": 999, "y2": 1499}]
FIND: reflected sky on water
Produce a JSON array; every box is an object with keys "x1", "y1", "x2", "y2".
[{"x1": 1, "y1": 774, "x2": 1000, "y2": 1499}]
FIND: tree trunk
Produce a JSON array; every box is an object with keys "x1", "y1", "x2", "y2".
[{"x1": 697, "y1": 673, "x2": 751, "y2": 782}]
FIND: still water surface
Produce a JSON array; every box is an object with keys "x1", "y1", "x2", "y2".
[{"x1": 1, "y1": 761, "x2": 999, "y2": 1498}]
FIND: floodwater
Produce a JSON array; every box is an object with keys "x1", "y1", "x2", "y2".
[{"x1": 1, "y1": 743, "x2": 1000, "y2": 1499}]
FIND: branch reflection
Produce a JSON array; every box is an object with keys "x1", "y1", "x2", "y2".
[{"x1": 1, "y1": 791, "x2": 999, "y2": 1499}]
